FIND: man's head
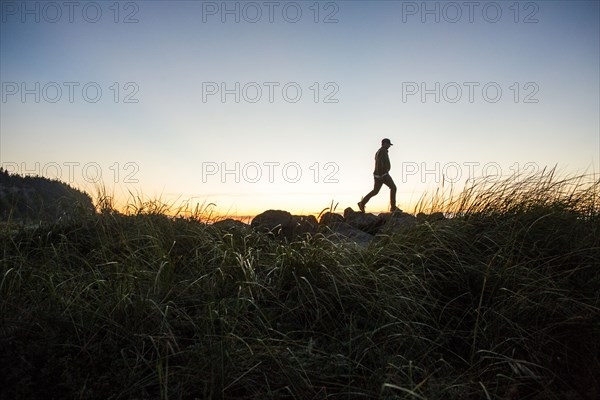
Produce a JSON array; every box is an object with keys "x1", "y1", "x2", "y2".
[{"x1": 381, "y1": 138, "x2": 393, "y2": 149}]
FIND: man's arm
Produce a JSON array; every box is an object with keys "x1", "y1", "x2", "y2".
[{"x1": 374, "y1": 149, "x2": 390, "y2": 176}]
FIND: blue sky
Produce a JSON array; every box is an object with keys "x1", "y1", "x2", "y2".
[{"x1": 1, "y1": 0, "x2": 599, "y2": 216}]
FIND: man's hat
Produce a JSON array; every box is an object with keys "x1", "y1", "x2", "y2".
[{"x1": 382, "y1": 138, "x2": 393, "y2": 146}]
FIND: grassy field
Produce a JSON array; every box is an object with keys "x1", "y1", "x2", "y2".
[{"x1": 1, "y1": 171, "x2": 599, "y2": 399}]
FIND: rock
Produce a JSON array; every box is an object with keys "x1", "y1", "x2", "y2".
[
  {"x1": 251, "y1": 210, "x2": 318, "y2": 239},
  {"x1": 429, "y1": 212, "x2": 446, "y2": 221},
  {"x1": 291, "y1": 215, "x2": 319, "y2": 236},
  {"x1": 324, "y1": 221, "x2": 374, "y2": 245},
  {"x1": 343, "y1": 207, "x2": 354, "y2": 219},
  {"x1": 251, "y1": 210, "x2": 293, "y2": 235},
  {"x1": 249, "y1": 207, "x2": 416, "y2": 242},
  {"x1": 416, "y1": 212, "x2": 446, "y2": 223},
  {"x1": 378, "y1": 212, "x2": 417, "y2": 234},
  {"x1": 319, "y1": 212, "x2": 344, "y2": 225},
  {"x1": 343, "y1": 207, "x2": 382, "y2": 234},
  {"x1": 212, "y1": 218, "x2": 250, "y2": 233}
]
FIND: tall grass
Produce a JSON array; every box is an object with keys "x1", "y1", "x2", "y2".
[
  {"x1": 414, "y1": 167, "x2": 598, "y2": 218},
  {"x1": 1, "y1": 171, "x2": 598, "y2": 399}
]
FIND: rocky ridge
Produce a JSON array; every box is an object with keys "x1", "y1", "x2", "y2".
[{"x1": 213, "y1": 208, "x2": 446, "y2": 244}]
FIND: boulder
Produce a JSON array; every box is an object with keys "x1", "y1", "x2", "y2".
[
  {"x1": 251, "y1": 210, "x2": 293, "y2": 235},
  {"x1": 251, "y1": 210, "x2": 318, "y2": 239},
  {"x1": 429, "y1": 212, "x2": 446, "y2": 221},
  {"x1": 343, "y1": 207, "x2": 382, "y2": 234},
  {"x1": 324, "y1": 221, "x2": 374, "y2": 245},
  {"x1": 319, "y1": 212, "x2": 344, "y2": 225},
  {"x1": 291, "y1": 215, "x2": 319, "y2": 236},
  {"x1": 212, "y1": 218, "x2": 250, "y2": 233},
  {"x1": 416, "y1": 212, "x2": 446, "y2": 223},
  {"x1": 378, "y1": 212, "x2": 417, "y2": 234}
]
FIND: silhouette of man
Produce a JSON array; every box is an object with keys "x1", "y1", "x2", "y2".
[{"x1": 358, "y1": 138, "x2": 400, "y2": 213}]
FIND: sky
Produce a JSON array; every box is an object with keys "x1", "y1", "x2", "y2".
[{"x1": 1, "y1": 0, "x2": 599, "y2": 217}]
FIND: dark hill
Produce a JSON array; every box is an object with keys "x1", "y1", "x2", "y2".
[{"x1": 0, "y1": 168, "x2": 95, "y2": 222}]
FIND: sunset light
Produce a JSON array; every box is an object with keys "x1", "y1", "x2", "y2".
[{"x1": 2, "y1": 1, "x2": 598, "y2": 217}]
